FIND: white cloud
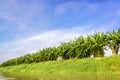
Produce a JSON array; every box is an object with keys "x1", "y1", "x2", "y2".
[
  {"x1": 0, "y1": 24, "x2": 117, "y2": 63},
  {"x1": 54, "y1": 1, "x2": 98, "y2": 15},
  {"x1": 0, "y1": 25, "x2": 92, "y2": 63},
  {"x1": 0, "y1": 0, "x2": 48, "y2": 31},
  {"x1": 117, "y1": 10, "x2": 120, "y2": 16}
]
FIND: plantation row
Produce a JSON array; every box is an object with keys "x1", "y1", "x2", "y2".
[{"x1": 0, "y1": 28, "x2": 120, "y2": 67}]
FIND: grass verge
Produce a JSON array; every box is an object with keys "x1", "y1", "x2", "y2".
[{"x1": 0, "y1": 55, "x2": 120, "y2": 80}]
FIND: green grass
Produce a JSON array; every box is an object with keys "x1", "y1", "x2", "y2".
[{"x1": 0, "y1": 55, "x2": 120, "y2": 80}]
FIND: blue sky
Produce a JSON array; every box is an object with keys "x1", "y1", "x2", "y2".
[{"x1": 0, "y1": 0, "x2": 120, "y2": 63}]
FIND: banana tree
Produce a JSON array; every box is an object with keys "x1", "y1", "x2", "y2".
[
  {"x1": 74, "y1": 35, "x2": 90, "y2": 58},
  {"x1": 87, "y1": 31, "x2": 106, "y2": 57},
  {"x1": 106, "y1": 28, "x2": 120, "y2": 55}
]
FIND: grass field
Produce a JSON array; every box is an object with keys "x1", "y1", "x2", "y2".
[{"x1": 0, "y1": 55, "x2": 120, "y2": 80}]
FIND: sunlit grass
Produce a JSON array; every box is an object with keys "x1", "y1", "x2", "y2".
[{"x1": 0, "y1": 55, "x2": 120, "y2": 80}]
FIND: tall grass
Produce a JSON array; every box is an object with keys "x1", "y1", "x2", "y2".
[{"x1": 0, "y1": 55, "x2": 120, "y2": 80}]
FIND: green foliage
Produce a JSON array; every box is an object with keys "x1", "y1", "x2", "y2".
[
  {"x1": 106, "y1": 28, "x2": 120, "y2": 55},
  {"x1": 1, "y1": 55, "x2": 120, "y2": 74},
  {"x1": 0, "y1": 28, "x2": 120, "y2": 67}
]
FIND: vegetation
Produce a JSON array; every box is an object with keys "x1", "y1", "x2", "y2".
[
  {"x1": 0, "y1": 55, "x2": 120, "y2": 80},
  {"x1": 0, "y1": 28, "x2": 120, "y2": 67},
  {"x1": 106, "y1": 28, "x2": 120, "y2": 55}
]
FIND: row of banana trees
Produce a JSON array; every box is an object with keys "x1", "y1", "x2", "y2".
[{"x1": 0, "y1": 28, "x2": 120, "y2": 67}]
